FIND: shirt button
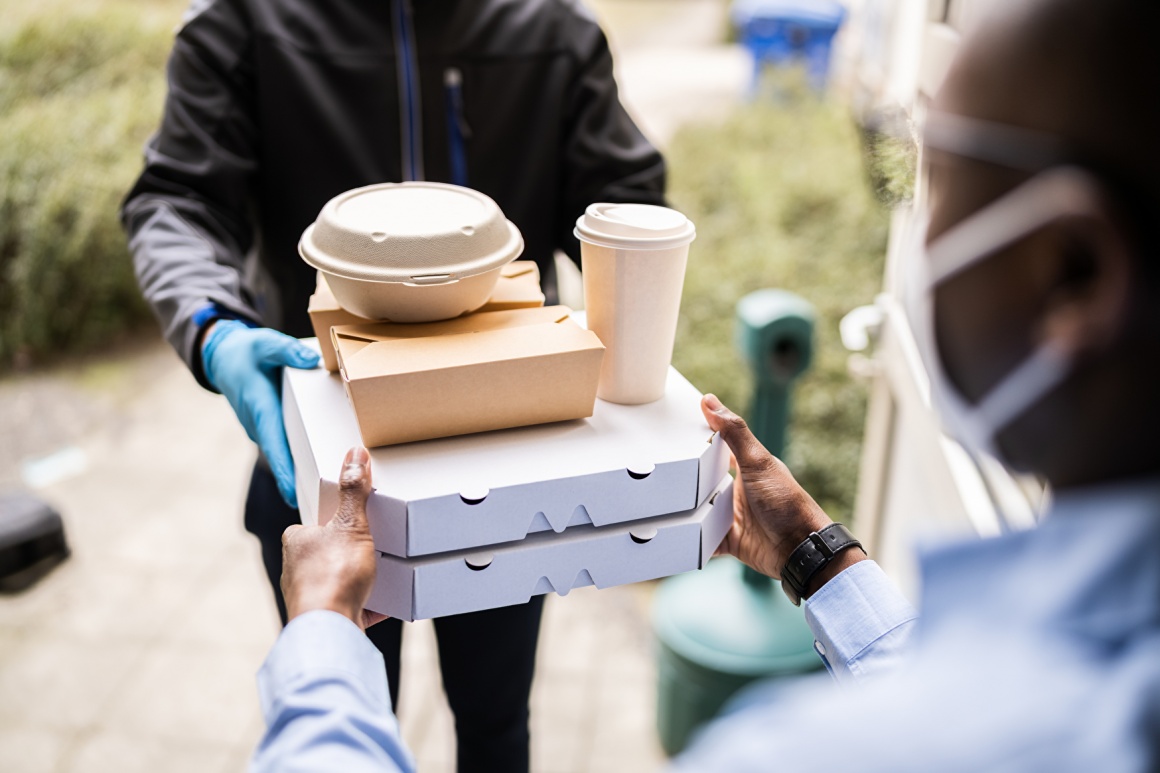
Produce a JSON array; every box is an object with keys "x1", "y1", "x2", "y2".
[{"x1": 814, "y1": 641, "x2": 827, "y2": 657}]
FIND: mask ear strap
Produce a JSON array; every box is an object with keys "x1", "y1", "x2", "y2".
[
  {"x1": 926, "y1": 167, "x2": 1104, "y2": 285},
  {"x1": 972, "y1": 342, "x2": 1072, "y2": 435},
  {"x1": 924, "y1": 111, "x2": 1068, "y2": 172}
]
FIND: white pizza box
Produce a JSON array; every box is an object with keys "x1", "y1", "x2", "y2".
[
  {"x1": 367, "y1": 476, "x2": 734, "y2": 621},
  {"x1": 284, "y1": 339, "x2": 728, "y2": 558}
]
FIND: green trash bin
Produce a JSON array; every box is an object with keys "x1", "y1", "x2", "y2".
[
  {"x1": 653, "y1": 288, "x2": 822, "y2": 756},
  {"x1": 733, "y1": 288, "x2": 816, "y2": 456},
  {"x1": 654, "y1": 557, "x2": 821, "y2": 755}
]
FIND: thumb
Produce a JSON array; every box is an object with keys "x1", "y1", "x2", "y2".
[
  {"x1": 701, "y1": 394, "x2": 774, "y2": 474},
  {"x1": 256, "y1": 330, "x2": 321, "y2": 370},
  {"x1": 330, "y1": 446, "x2": 372, "y2": 534}
]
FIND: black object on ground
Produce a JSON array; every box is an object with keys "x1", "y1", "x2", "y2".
[{"x1": 0, "y1": 493, "x2": 69, "y2": 592}]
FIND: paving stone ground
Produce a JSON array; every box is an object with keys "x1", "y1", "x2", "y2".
[{"x1": 0, "y1": 3, "x2": 747, "y2": 770}]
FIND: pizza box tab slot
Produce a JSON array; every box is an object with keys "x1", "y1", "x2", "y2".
[
  {"x1": 460, "y1": 487, "x2": 489, "y2": 506},
  {"x1": 630, "y1": 526, "x2": 659, "y2": 544},
  {"x1": 465, "y1": 552, "x2": 494, "y2": 571},
  {"x1": 627, "y1": 462, "x2": 656, "y2": 480}
]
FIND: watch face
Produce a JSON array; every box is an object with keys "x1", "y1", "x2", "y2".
[
  {"x1": 782, "y1": 532, "x2": 820, "y2": 598},
  {"x1": 782, "y1": 524, "x2": 863, "y2": 605}
]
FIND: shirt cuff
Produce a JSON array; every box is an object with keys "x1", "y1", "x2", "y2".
[
  {"x1": 803, "y1": 560, "x2": 918, "y2": 683},
  {"x1": 191, "y1": 301, "x2": 259, "y2": 331},
  {"x1": 189, "y1": 302, "x2": 259, "y2": 392},
  {"x1": 257, "y1": 610, "x2": 391, "y2": 720}
]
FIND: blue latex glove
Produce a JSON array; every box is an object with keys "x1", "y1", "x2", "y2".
[{"x1": 202, "y1": 320, "x2": 320, "y2": 508}]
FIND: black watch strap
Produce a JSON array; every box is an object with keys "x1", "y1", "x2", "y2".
[{"x1": 781, "y1": 523, "x2": 864, "y2": 606}]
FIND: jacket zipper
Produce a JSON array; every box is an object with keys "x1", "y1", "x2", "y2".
[
  {"x1": 444, "y1": 67, "x2": 471, "y2": 186},
  {"x1": 392, "y1": 0, "x2": 424, "y2": 181}
]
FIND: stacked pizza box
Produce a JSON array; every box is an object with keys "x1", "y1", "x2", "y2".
[{"x1": 285, "y1": 264, "x2": 731, "y2": 621}]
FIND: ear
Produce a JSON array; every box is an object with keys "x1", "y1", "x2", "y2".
[{"x1": 1036, "y1": 193, "x2": 1136, "y2": 360}]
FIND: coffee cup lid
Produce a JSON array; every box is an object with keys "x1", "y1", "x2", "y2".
[{"x1": 573, "y1": 203, "x2": 696, "y2": 251}]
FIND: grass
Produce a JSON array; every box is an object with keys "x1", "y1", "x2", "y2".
[
  {"x1": 668, "y1": 95, "x2": 894, "y2": 519},
  {"x1": 0, "y1": 3, "x2": 179, "y2": 369}
]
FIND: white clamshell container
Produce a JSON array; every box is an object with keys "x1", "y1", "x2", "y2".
[{"x1": 299, "y1": 182, "x2": 525, "y2": 322}]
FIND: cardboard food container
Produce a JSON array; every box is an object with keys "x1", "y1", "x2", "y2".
[
  {"x1": 365, "y1": 476, "x2": 734, "y2": 621},
  {"x1": 331, "y1": 306, "x2": 604, "y2": 447},
  {"x1": 475, "y1": 261, "x2": 545, "y2": 311},
  {"x1": 299, "y1": 182, "x2": 526, "y2": 322},
  {"x1": 309, "y1": 262, "x2": 545, "y2": 372},
  {"x1": 283, "y1": 342, "x2": 729, "y2": 557}
]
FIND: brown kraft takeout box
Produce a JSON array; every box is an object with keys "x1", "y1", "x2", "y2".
[
  {"x1": 309, "y1": 261, "x2": 546, "y2": 372},
  {"x1": 331, "y1": 306, "x2": 605, "y2": 447}
]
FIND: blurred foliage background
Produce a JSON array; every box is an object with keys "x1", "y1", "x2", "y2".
[
  {"x1": 0, "y1": 0, "x2": 900, "y2": 517},
  {"x1": 669, "y1": 97, "x2": 894, "y2": 518},
  {"x1": 0, "y1": 0, "x2": 179, "y2": 370}
]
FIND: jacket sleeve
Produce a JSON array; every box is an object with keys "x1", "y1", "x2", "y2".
[
  {"x1": 120, "y1": 0, "x2": 262, "y2": 389},
  {"x1": 556, "y1": 11, "x2": 667, "y2": 265}
]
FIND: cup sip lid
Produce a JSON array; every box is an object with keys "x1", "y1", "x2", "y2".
[{"x1": 573, "y1": 203, "x2": 696, "y2": 251}]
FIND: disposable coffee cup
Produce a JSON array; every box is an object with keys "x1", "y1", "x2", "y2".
[{"x1": 575, "y1": 203, "x2": 696, "y2": 404}]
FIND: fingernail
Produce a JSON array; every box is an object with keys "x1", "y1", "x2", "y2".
[
  {"x1": 344, "y1": 446, "x2": 369, "y2": 470},
  {"x1": 704, "y1": 394, "x2": 725, "y2": 413}
]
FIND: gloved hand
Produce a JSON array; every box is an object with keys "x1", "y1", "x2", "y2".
[{"x1": 202, "y1": 320, "x2": 320, "y2": 508}]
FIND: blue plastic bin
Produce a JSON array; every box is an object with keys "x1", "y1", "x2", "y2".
[{"x1": 731, "y1": 0, "x2": 846, "y2": 93}]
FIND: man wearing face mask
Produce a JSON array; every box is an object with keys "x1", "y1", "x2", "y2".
[
  {"x1": 677, "y1": 0, "x2": 1160, "y2": 767},
  {"x1": 247, "y1": 0, "x2": 1160, "y2": 769}
]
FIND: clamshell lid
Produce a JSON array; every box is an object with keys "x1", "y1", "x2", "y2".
[{"x1": 300, "y1": 182, "x2": 524, "y2": 283}]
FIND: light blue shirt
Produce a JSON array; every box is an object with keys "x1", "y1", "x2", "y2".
[
  {"x1": 251, "y1": 610, "x2": 416, "y2": 773},
  {"x1": 251, "y1": 480, "x2": 1160, "y2": 772}
]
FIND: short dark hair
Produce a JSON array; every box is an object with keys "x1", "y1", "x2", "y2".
[{"x1": 1013, "y1": 0, "x2": 1160, "y2": 271}]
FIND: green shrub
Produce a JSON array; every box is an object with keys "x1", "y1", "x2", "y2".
[
  {"x1": 859, "y1": 107, "x2": 918, "y2": 208},
  {"x1": 668, "y1": 98, "x2": 890, "y2": 518},
  {"x1": 0, "y1": 10, "x2": 172, "y2": 369}
]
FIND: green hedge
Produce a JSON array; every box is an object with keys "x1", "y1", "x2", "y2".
[
  {"x1": 0, "y1": 10, "x2": 171, "y2": 369},
  {"x1": 668, "y1": 99, "x2": 891, "y2": 518}
]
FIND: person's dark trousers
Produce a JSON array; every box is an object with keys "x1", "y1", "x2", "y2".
[{"x1": 244, "y1": 462, "x2": 544, "y2": 773}]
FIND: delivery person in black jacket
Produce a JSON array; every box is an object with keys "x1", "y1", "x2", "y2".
[{"x1": 121, "y1": 1, "x2": 665, "y2": 770}]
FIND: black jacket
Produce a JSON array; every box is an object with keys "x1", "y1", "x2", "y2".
[{"x1": 122, "y1": 0, "x2": 665, "y2": 386}]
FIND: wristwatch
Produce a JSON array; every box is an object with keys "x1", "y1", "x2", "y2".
[{"x1": 780, "y1": 523, "x2": 864, "y2": 606}]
